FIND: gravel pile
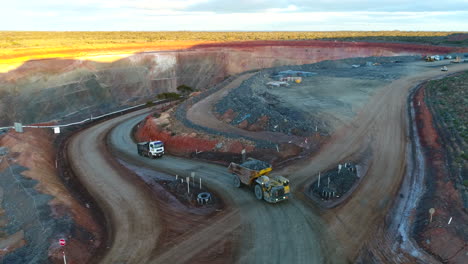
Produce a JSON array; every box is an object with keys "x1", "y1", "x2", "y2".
[
  {"x1": 0, "y1": 165, "x2": 73, "y2": 263},
  {"x1": 175, "y1": 56, "x2": 420, "y2": 146},
  {"x1": 215, "y1": 56, "x2": 420, "y2": 136},
  {"x1": 310, "y1": 163, "x2": 359, "y2": 199},
  {"x1": 215, "y1": 72, "x2": 317, "y2": 136},
  {"x1": 174, "y1": 71, "x2": 276, "y2": 148},
  {"x1": 241, "y1": 159, "x2": 271, "y2": 171}
]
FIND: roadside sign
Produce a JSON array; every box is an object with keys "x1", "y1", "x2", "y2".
[
  {"x1": 54, "y1": 127, "x2": 61, "y2": 134},
  {"x1": 59, "y1": 239, "x2": 66, "y2": 246}
]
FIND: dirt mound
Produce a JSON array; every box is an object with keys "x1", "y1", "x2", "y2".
[
  {"x1": 135, "y1": 108, "x2": 256, "y2": 160},
  {"x1": 241, "y1": 159, "x2": 271, "y2": 171}
]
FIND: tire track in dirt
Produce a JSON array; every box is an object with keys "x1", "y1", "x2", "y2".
[
  {"x1": 178, "y1": 60, "x2": 468, "y2": 261},
  {"x1": 68, "y1": 109, "x2": 162, "y2": 264},
  {"x1": 288, "y1": 63, "x2": 468, "y2": 260},
  {"x1": 109, "y1": 113, "x2": 344, "y2": 264}
]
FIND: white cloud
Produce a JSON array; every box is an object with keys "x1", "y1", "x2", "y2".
[
  {"x1": 266, "y1": 5, "x2": 299, "y2": 13},
  {"x1": 1, "y1": 0, "x2": 467, "y2": 31}
]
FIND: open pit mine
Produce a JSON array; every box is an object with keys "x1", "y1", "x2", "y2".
[{"x1": 0, "y1": 40, "x2": 467, "y2": 264}]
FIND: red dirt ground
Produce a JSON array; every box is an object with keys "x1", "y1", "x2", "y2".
[
  {"x1": 3, "y1": 40, "x2": 464, "y2": 62},
  {"x1": 134, "y1": 109, "x2": 306, "y2": 166},
  {"x1": 4, "y1": 40, "x2": 467, "y2": 82},
  {"x1": 135, "y1": 115, "x2": 218, "y2": 155},
  {"x1": 136, "y1": 175, "x2": 237, "y2": 264},
  {"x1": 413, "y1": 87, "x2": 468, "y2": 263},
  {"x1": 193, "y1": 40, "x2": 467, "y2": 54}
]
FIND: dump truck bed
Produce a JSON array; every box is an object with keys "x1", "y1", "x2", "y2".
[{"x1": 228, "y1": 158, "x2": 272, "y2": 185}]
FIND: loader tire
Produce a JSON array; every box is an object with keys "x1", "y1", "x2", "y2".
[{"x1": 254, "y1": 184, "x2": 263, "y2": 200}]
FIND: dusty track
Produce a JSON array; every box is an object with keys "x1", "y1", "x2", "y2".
[
  {"x1": 108, "y1": 113, "x2": 344, "y2": 264},
  {"x1": 68, "y1": 109, "x2": 162, "y2": 264},
  {"x1": 288, "y1": 63, "x2": 468, "y2": 260},
  {"x1": 67, "y1": 61, "x2": 468, "y2": 263},
  {"x1": 181, "y1": 60, "x2": 468, "y2": 261},
  {"x1": 186, "y1": 72, "x2": 308, "y2": 145}
]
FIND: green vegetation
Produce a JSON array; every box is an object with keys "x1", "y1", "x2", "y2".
[
  {"x1": 0, "y1": 31, "x2": 465, "y2": 49},
  {"x1": 426, "y1": 72, "x2": 468, "y2": 184},
  {"x1": 427, "y1": 72, "x2": 468, "y2": 141},
  {"x1": 176, "y1": 84, "x2": 194, "y2": 95},
  {"x1": 156, "y1": 92, "x2": 181, "y2": 100}
]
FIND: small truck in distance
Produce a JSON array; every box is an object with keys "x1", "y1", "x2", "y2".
[
  {"x1": 228, "y1": 158, "x2": 290, "y2": 203},
  {"x1": 137, "y1": 141, "x2": 165, "y2": 158}
]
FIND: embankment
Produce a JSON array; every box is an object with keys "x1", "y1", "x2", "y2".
[{"x1": 1, "y1": 40, "x2": 464, "y2": 127}]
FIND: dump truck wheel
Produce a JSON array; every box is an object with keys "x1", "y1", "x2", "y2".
[
  {"x1": 254, "y1": 184, "x2": 263, "y2": 200},
  {"x1": 233, "y1": 175, "x2": 241, "y2": 188}
]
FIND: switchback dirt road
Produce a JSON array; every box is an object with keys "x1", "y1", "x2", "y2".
[
  {"x1": 186, "y1": 72, "x2": 309, "y2": 145},
  {"x1": 68, "y1": 108, "x2": 343, "y2": 263},
  {"x1": 68, "y1": 109, "x2": 162, "y2": 264},
  {"x1": 108, "y1": 113, "x2": 344, "y2": 264},
  {"x1": 182, "y1": 60, "x2": 468, "y2": 261},
  {"x1": 68, "y1": 61, "x2": 468, "y2": 263},
  {"x1": 288, "y1": 62, "x2": 468, "y2": 260}
]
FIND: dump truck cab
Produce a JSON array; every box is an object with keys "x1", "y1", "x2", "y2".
[
  {"x1": 137, "y1": 140, "x2": 165, "y2": 158},
  {"x1": 228, "y1": 158, "x2": 290, "y2": 203}
]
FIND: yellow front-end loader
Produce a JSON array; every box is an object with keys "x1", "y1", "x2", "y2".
[{"x1": 228, "y1": 158, "x2": 290, "y2": 203}]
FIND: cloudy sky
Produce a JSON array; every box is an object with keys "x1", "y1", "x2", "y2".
[{"x1": 2, "y1": 0, "x2": 468, "y2": 31}]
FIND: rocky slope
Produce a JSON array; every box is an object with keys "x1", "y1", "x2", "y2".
[{"x1": 0, "y1": 40, "x2": 463, "y2": 126}]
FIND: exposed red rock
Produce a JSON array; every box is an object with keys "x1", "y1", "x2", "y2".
[{"x1": 413, "y1": 87, "x2": 468, "y2": 263}]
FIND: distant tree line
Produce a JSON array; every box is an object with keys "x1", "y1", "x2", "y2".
[{"x1": 0, "y1": 31, "x2": 465, "y2": 49}]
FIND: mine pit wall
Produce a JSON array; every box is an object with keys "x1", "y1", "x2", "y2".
[{"x1": 0, "y1": 41, "x2": 459, "y2": 127}]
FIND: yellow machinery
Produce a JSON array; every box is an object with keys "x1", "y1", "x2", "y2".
[
  {"x1": 228, "y1": 158, "x2": 290, "y2": 203},
  {"x1": 295, "y1": 79, "x2": 302, "y2": 84},
  {"x1": 425, "y1": 56, "x2": 435, "y2": 62},
  {"x1": 451, "y1": 56, "x2": 461, "y2": 63}
]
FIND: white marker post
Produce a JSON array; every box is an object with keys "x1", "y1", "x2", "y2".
[
  {"x1": 191, "y1": 172, "x2": 195, "y2": 186},
  {"x1": 317, "y1": 172, "x2": 321, "y2": 188},
  {"x1": 59, "y1": 239, "x2": 67, "y2": 264},
  {"x1": 199, "y1": 178, "x2": 202, "y2": 189},
  {"x1": 448, "y1": 217, "x2": 453, "y2": 225},
  {"x1": 186, "y1": 177, "x2": 190, "y2": 194},
  {"x1": 429, "y1": 208, "x2": 435, "y2": 223}
]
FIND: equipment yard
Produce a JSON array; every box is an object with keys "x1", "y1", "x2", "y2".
[{"x1": 0, "y1": 38, "x2": 467, "y2": 264}]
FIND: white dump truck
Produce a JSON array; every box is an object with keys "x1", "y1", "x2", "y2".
[{"x1": 137, "y1": 141, "x2": 165, "y2": 158}]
